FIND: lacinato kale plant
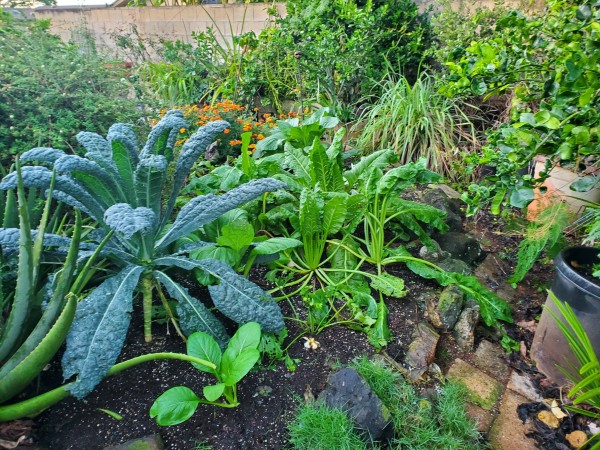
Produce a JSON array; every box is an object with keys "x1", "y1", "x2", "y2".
[{"x1": 0, "y1": 111, "x2": 286, "y2": 399}]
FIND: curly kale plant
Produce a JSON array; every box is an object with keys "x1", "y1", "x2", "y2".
[{"x1": 0, "y1": 111, "x2": 286, "y2": 399}]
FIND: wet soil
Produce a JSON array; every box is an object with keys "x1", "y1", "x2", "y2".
[{"x1": 14, "y1": 213, "x2": 562, "y2": 450}]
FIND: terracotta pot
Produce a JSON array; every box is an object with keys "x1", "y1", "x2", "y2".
[
  {"x1": 531, "y1": 247, "x2": 600, "y2": 386},
  {"x1": 527, "y1": 156, "x2": 600, "y2": 221}
]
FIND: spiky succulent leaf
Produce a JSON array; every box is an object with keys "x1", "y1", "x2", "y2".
[
  {"x1": 153, "y1": 270, "x2": 229, "y2": 348},
  {"x1": 104, "y1": 204, "x2": 157, "y2": 239},
  {"x1": 62, "y1": 265, "x2": 144, "y2": 399},
  {"x1": 156, "y1": 178, "x2": 286, "y2": 250}
]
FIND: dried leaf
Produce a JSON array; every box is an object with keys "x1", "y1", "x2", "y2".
[
  {"x1": 549, "y1": 399, "x2": 568, "y2": 419},
  {"x1": 538, "y1": 410, "x2": 560, "y2": 428},
  {"x1": 304, "y1": 385, "x2": 315, "y2": 405},
  {"x1": 0, "y1": 436, "x2": 26, "y2": 449}
]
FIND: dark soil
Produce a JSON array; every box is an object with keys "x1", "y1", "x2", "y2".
[{"x1": 12, "y1": 212, "x2": 561, "y2": 450}]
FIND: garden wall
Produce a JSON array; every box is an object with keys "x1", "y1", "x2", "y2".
[{"x1": 31, "y1": 0, "x2": 543, "y2": 57}]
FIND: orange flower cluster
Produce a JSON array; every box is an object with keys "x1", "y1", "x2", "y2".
[{"x1": 154, "y1": 101, "x2": 302, "y2": 158}]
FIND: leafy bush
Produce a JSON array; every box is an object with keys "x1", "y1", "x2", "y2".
[
  {"x1": 254, "y1": 0, "x2": 434, "y2": 114},
  {"x1": 0, "y1": 12, "x2": 147, "y2": 163},
  {"x1": 441, "y1": 0, "x2": 600, "y2": 214}
]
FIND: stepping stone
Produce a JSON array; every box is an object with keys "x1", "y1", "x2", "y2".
[
  {"x1": 447, "y1": 358, "x2": 504, "y2": 411},
  {"x1": 104, "y1": 435, "x2": 164, "y2": 450},
  {"x1": 507, "y1": 371, "x2": 543, "y2": 402},
  {"x1": 473, "y1": 340, "x2": 511, "y2": 383},
  {"x1": 489, "y1": 390, "x2": 537, "y2": 450},
  {"x1": 464, "y1": 402, "x2": 496, "y2": 433}
]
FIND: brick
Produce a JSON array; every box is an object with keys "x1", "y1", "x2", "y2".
[
  {"x1": 447, "y1": 358, "x2": 504, "y2": 411},
  {"x1": 489, "y1": 390, "x2": 537, "y2": 450}
]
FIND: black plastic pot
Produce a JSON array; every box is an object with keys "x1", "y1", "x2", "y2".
[{"x1": 531, "y1": 246, "x2": 600, "y2": 386}]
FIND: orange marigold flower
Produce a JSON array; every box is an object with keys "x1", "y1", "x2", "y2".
[
  {"x1": 230, "y1": 140, "x2": 237, "y2": 146},
  {"x1": 248, "y1": 143, "x2": 256, "y2": 149},
  {"x1": 253, "y1": 107, "x2": 259, "y2": 112},
  {"x1": 179, "y1": 128, "x2": 186, "y2": 133},
  {"x1": 224, "y1": 128, "x2": 231, "y2": 134},
  {"x1": 237, "y1": 118, "x2": 243, "y2": 123},
  {"x1": 257, "y1": 134, "x2": 265, "y2": 140}
]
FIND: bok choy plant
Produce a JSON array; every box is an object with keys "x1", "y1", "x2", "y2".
[{"x1": 0, "y1": 111, "x2": 286, "y2": 399}]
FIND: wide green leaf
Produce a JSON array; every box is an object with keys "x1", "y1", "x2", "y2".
[
  {"x1": 322, "y1": 194, "x2": 347, "y2": 237},
  {"x1": 203, "y1": 383, "x2": 225, "y2": 402},
  {"x1": 369, "y1": 273, "x2": 408, "y2": 298},
  {"x1": 187, "y1": 332, "x2": 222, "y2": 375},
  {"x1": 150, "y1": 386, "x2": 201, "y2": 426},
  {"x1": 62, "y1": 265, "x2": 144, "y2": 399},
  {"x1": 222, "y1": 349, "x2": 260, "y2": 386}
]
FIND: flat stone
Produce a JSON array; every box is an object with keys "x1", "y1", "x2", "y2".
[
  {"x1": 473, "y1": 340, "x2": 511, "y2": 382},
  {"x1": 489, "y1": 390, "x2": 537, "y2": 450},
  {"x1": 437, "y1": 232, "x2": 486, "y2": 266},
  {"x1": 447, "y1": 359, "x2": 503, "y2": 411},
  {"x1": 318, "y1": 368, "x2": 393, "y2": 440},
  {"x1": 426, "y1": 284, "x2": 464, "y2": 331},
  {"x1": 104, "y1": 435, "x2": 164, "y2": 450},
  {"x1": 473, "y1": 254, "x2": 517, "y2": 304},
  {"x1": 507, "y1": 371, "x2": 543, "y2": 402},
  {"x1": 404, "y1": 322, "x2": 440, "y2": 382},
  {"x1": 464, "y1": 402, "x2": 496, "y2": 433}
]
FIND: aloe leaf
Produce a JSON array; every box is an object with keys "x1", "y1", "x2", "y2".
[
  {"x1": 0, "y1": 159, "x2": 34, "y2": 362},
  {"x1": 153, "y1": 270, "x2": 229, "y2": 348},
  {"x1": 156, "y1": 178, "x2": 286, "y2": 250},
  {"x1": 0, "y1": 296, "x2": 77, "y2": 403},
  {"x1": 62, "y1": 265, "x2": 144, "y2": 399}
]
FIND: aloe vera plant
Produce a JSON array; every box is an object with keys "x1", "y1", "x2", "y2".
[
  {"x1": 0, "y1": 111, "x2": 286, "y2": 399},
  {"x1": 0, "y1": 159, "x2": 95, "y2": 404}
]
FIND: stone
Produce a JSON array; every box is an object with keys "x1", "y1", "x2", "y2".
[
  {"x1": 473, "y1": 340, "x2": 511, "y2": 382},
  {"x1": 436, "y1": 232, "x2": 486, "y2": 266},
  {"x1": 566, "y1": 430, "x2": 588, "y2": 448},
  {"x1": 104, "y1": 435, "x2": 164, "y2": 450},
  {"x1": 422, "y1": 187, "x2": 464, "y2": 232},
  {"x1": 418, "y1": 242, "x2": 471, "y2": 276},
  {"x1": 507, "y1": 371, "x2": 543, "y2": 402},
  {"x1": 464, "y1": 402, "x2": 496, "y2": 433},
  {"x1": 436, "y1": 257, "x2": 472, "y2": 276},
  {"x1": 426, "y1": 284, "x2": 464, "y2": 331},
  {"x1": 473, "y1": 254, "x2": 517, "y2": 304},
  {"x1": 453, "y1": 307, "x2": 480, "y2": 351},
  {"x1": 447, "y1": 359, "x2": 503, "y2": 411},
  {"x1": 404, "y1": 322, "x2": 440, "y2": 382},
  {"x1": 318, "y1": 368, "x2": 393, "y2": 440},
  {"x1": 489, "y1": 390, "x2": 537, "y2": 450}
]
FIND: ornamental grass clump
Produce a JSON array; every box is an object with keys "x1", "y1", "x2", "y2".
[{"x1": 355, "y1": 74, "x2": 476, "y2": 181}]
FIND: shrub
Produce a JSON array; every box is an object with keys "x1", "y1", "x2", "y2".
[{"x1": 0, "y1": 11, "x2": 147, "y2": 163}]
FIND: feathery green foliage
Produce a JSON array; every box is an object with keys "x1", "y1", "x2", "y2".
[{"x1": 510, "y1": 202, "x2": 571, "y2": 284}]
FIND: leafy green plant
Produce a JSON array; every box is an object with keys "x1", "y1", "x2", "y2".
[
  {"x1": 0, "y1": 12, "x2": 148, "y2": 162},
  {"x1": 150, "y1": 322, "x2": 262, "y2": 425},
  {"x1": 355, "y1": 74, "x2": 476, "y2": 181},
  {"x1": 0, "y1": 112, "x2": 286, "y2": 399},
  {"x1": 546, "y1": 292, "x2": 600, "y2": 449},
  {"x1": 178, "y1": 207, "x2": 302, "y2": 278},
  {"x1": 255, "y1": 108, "x2": 339, "y2": 158}
]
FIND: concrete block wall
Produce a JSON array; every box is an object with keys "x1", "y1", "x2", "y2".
[{"x1": 32, "y1": 3, "x2": 285, "y2": 56}]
